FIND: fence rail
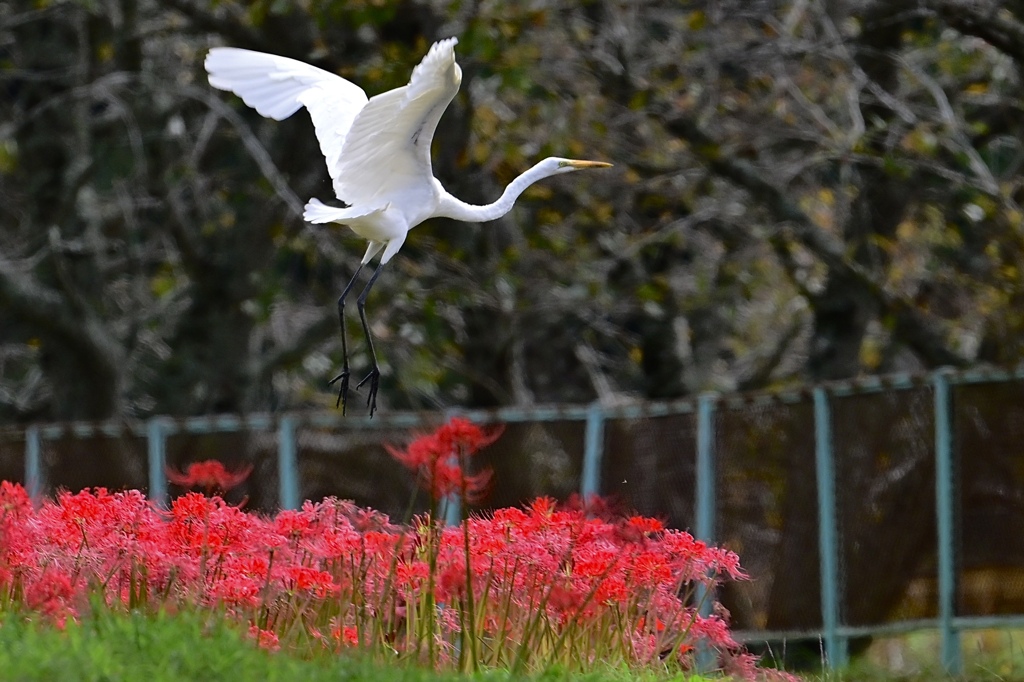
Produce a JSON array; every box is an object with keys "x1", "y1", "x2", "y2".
[{"x1": 5, "y1": 366, "x2": 1024, "y2": 673}]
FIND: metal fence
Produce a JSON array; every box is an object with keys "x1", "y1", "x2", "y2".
[{"x1": 4, "y1": 367, "x2": 1024, "y2": 672}]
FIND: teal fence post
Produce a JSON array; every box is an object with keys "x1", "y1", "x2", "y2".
[
  {"x1": 694, "y1": 393, "x2": 717, "y2": 670},
  {"x1": 934, "y1": 371, "x2": 961, "y2": 672},
  {"x1": 147, "y1": 418, "x2": 168, "y2": 508},
  {"x1": 278, "y1": 416, "x2": 300, "y2": 510},
  {"x1": 443, "y1": 410, "x2": 462, "y2": 527},
  {"x1": 814, "y1": 387, "x2": 847, "y2": 667},
  {"x1": 580, "y1": 402, "x2": 606, "y2": 500},
  {"x1": 695, "y1": 394, "x2": 717, "y2": 553},
  {"x1": 443, "y1": 490, "x2": 462, "y2": 526},
  {"x1": 25, "y1": 425, "x2": 42, "y2": 502}
]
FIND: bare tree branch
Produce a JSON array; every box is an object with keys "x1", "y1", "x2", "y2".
[
  {"x1": 659, "y1": 109, "x2": 971, "y2": 368},
  {"x1": 172, "y1": 80, "x2": 306, "y2": 218},
  {"x1": 924, "y1": 0, "x2": 1024, "y2": 66},
  {"x1": 252, "y1": 314, "x2": 334, "y2": 385},
  {"x1": 158, "y1": 0, "x2": 269, "y2": 51},
  {"x1": 0, "y1": 258, "x2": 124, "y2": 416}
]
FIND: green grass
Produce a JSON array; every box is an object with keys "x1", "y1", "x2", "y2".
[
  {"x1": 796, "y1": 630, "x2": 1024, "y2": 681},
  {"x1": 0, "y1": 607, "x2": 716, "y2": 682}
]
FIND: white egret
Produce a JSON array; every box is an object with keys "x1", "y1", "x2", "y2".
[{"x1": 205, "y1": 37, "x2": 611, "y2": 416}]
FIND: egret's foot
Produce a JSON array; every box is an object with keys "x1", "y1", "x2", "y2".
[
  {"x1": 356, "y1": 366, "x2": 381, "y2": 418},
  {"x1": 328, "y1": 368, "x2": 351, "y2": 414}
]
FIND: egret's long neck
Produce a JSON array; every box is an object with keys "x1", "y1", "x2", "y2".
[{"x1": 436, "y1": 162, "x2": 560, "y2": 223}]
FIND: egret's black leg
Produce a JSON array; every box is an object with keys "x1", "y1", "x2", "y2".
[
  {"x1": 329, "y1": 263, "x2": 365, "y2": 413},
  {"x1": 354, "y1": 260, "x2": 386, "y2": 417}
]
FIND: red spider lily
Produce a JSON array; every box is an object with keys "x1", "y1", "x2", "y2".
[
  {"x1": 437, "y1": 563, "x2": 467, "y2": 601},
  {"x1": 546, "y1": 582, "x2": 585, "y2": 614},
  {"x1": 386, "y1": 418, "x2": 501, "y2": 503},
  {"x1": 0, "y1": 481, "x2": 782, "y2": 680},
  {"x1": 282, "y1": 566, "x2": 339, "y2": 599},
  {"x1": 396, "y1": 560, "x2": 430, "y2": 591},
  {"x1": 248, "y1": 624, "x2": 280, "y2": 651},
  {"x1": 166, "y1": 459, "x2": 252, "y2": 495},
  {"x1": 25, "y1": 566, "x2": 76, "y2": 623},
  {"x1": 433, "y1": 417, "x2": 503, "y2": 454},
  {"x1": 0, "y1": 479, "x2": 31, "y2": 514},
  {"x1": 334, "y1": 624, "x2": 359, "y2": 647}
]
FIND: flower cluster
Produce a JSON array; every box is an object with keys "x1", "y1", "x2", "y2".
[
  {"x1": 166, "y1": 459, "x2": 252, "y2": 495},
  {"x1": 0, "y1": 420, "x2": 794, "y2": 680},
  {"x1": 386, "y1": 418, "x2": 502, "y2": 504},
  {"x1": 0, "y1": 479, "x2": 792, "y2": 678}
]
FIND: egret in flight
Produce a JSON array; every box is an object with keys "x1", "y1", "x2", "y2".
[{"x1": 205, "y1": 38, "x2": 611, "y2": 416}]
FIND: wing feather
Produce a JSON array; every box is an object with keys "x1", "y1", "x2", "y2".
[
  {"x1": 207, "y1": 40, "x2": 462, "y2": 212},
  {"x1": 205, "y1": 47, "x2": 369, "y2": 184},
  {"x1": 331, "y1": 38, "x2": 461, "y2": 204}
]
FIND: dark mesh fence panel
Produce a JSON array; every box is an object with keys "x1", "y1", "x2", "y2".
[
  {"x1": 955, "y1": 381, "x2": 1024, "y2": 617},
  {"x1": 471, "y1": 420, "x2": 584, "y2": 512},
  {"x1": 603, "y1": 413, "x2": 696, "y2": 529},
  {"x1": 8, "y1": 372, "x2": 1024, "y2": 640},
  {"x1": 298, "y1": 423, "x2": 427, "y2": 521},
  {"x1": 45, "y1": 433, "x2": 149, "y2": 494},
  {"x1": 250, "y1": 428, "x2": 282, "y2": 512},
  {"x1": 297, "y1": 420, "x2": 585, "y2": 523},
  {"x1": 832, "y1": 387, "x2": 936, "y2": 626},
  {"x1": 0, "y1": 435, "x2": 24, "y2": 487},
  {"x1": 717, "y1": 399, "x2": 820, "y2": 632}
]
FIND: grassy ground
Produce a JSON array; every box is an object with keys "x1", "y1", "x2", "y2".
[
  {"x1": 11, "y1": 607, "x2": 1024, "y2": 681},
  {"x1": 792, "y1": 630, "x2": 1024, "y2": 681},
  {"x1": 0, "y1": 607, "x2": 712, "y2": 682}
]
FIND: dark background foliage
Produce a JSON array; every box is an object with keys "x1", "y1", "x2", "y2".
[{"x1": 2, "y1": 0, "x2": 1023, "y2": 421}]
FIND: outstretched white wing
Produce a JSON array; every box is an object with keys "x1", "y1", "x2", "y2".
[
  {"x1": 205, "y1": 47, "x2": 369, "y2": 184},
  {"x1": 331, "y1": 37, "x2": 461, "y2": 205}
]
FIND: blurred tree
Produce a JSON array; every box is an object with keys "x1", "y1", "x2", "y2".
[
  {"x1": 5, "y1": 0, "x2": 1024, "y2": 649},
  {"x1": 2, "y1": 0, "x2": 1023, "y2": 419}
]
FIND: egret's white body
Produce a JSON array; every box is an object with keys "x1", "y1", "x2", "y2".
[{"x1": 205, "y1": 37, "x2": 610, "y2": 415}]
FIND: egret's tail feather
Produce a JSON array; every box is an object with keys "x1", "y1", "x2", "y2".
[
  {"x1": 304, "y1": 198, "x2": 345, "y2": 223},
  {"x1": 303, "y1": 198, "x2": 387, "y2": 224}
]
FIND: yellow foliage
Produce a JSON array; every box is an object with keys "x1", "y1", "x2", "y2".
[
  {"x1": 525, "y1": 185, "x2": 553, "y2": 200},
  {"x1": 1007, "y1": 209, "x2": 1023, "y2": 229},
  {"x1": 798, "y1": 188, "x2": 836, "y2": 230},
  {"x1": 150, "y1": 271, "x2": 177, "y2": 298},
  {"x1": 537, "y1": 207, "x2": 562, "y2": 224},
  {"x1": 901, "y1": 127, "x2": 938, "y2": 154},
  {"x1": 895, "y1": 219, "x2": 917, "y2": 241},
  {"x1": 592, "y1": 201, "x2": 614, "y2": 223},
  {"x1": 470, "y1": 141, "x2": 490, "y2": 165},
  {"x1": 0, "y1": 139, "x2": 17, "y2": 174},
  {"x1": 860, "y1": 337, "x2": 882, "y2": 370}
]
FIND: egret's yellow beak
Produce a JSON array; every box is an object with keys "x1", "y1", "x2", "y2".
[{"x1": 566, "y1": 160, "x2": 613, "y2": 169}]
